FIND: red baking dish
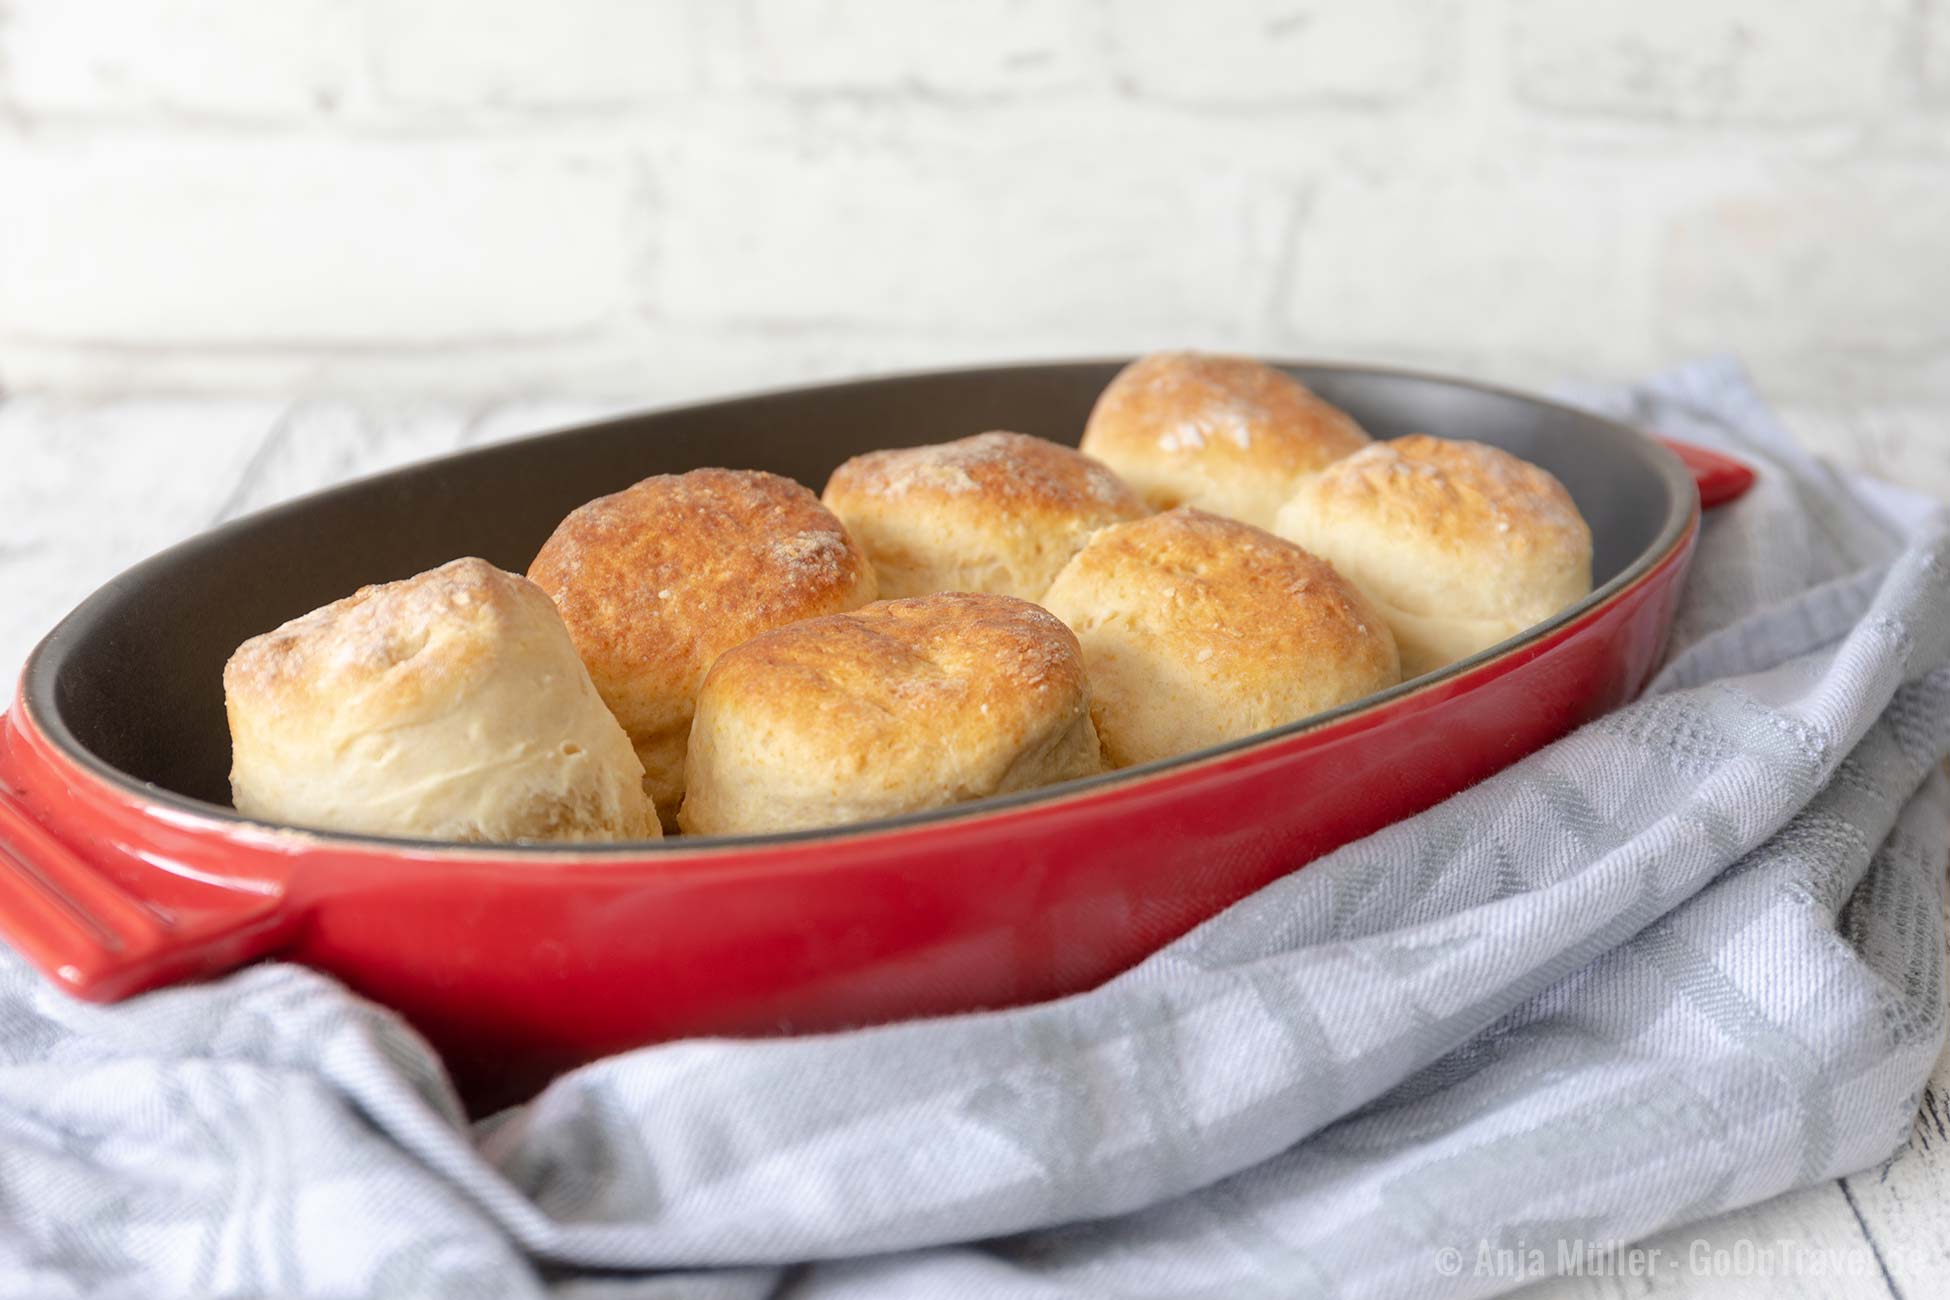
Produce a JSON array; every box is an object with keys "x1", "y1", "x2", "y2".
[{"x1": 0, "y1": 361, "x2": 1750, "y2": 1110}]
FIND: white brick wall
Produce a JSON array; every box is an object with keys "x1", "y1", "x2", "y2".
[
  {"x1": 1, "y1": 0, "x2": 365, "y2": 120},
  {"x1": 1510, "y1": 0, "x2": 1909, "y2": 123},
  {"x1": 1282, "y1": 165, "x2": 1652, "y2": 372},
  {"x1": 652, "y1": 121, "x2": 1290, "y2": 335},
  {"x1": 373, "y1": 0, "x2": 700, "y2": 109},
  {"x1": 1104, "y1": 0, "x2": 1452, "y2": 106},
  {"x1": 0, "y1": 0, "x2": 1946, "y2": 407},
  {"x1": 1923, "y1": 0, "x2": 1950, "y2": 104},
  {"x1": 0, "y1": 138, "x2": 637, "y2": 344},
  {"x1": 744, "y1": 0, "x2": 1099, "y2": 96},
  {"x1": 1662, "y1": 170, "x2": 1950, "y2": 389}
]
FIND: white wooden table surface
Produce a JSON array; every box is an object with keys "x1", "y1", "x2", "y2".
[{"x1": 1, "y1": 393, "x2": 1946, "y2": 1298}]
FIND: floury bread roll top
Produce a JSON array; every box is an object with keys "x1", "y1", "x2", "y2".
[
  {"x1": 822, "y1": 431, "x2": 1150, "y2": 600},
  {"x1": 1079, "y1": 351, "x2": 1370, "y2": 528},
  {"x1": 224, "y1": 558, "x2": 658, "y2": 842},
  {"x1": 679, "y1": 592, "x2": 1103, "y2": 835},
  {"x1": 1040, "y1": 508, "x2": 1400, "y2": 768},
  {"x1": 1273, "y1": 435, "x2": 1593, "y2": 678},
  {"x1": 528, "y1": 468, "x2": 877, "y2": 826}
]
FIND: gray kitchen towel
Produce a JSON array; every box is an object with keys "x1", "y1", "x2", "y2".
[{"x1": 1, "y1": 358, "x2": 1946, "y2": 1300}]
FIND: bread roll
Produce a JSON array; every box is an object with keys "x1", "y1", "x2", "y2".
[
  {"x1": 224, "y1": 557, "x2": 658, "y2": 843},
  {"x1": 1040, "y1": 508, "x2": 1400, "y2": 768},
  {"x1": 679, "y1": 592, "x2": 1102, "y2": 835},
  {"x1": 1272, "y1": 435, "x2": 1593, "y2": 679},
  {"x1": 528, "y1": 468, "x2": 877, "y2": 826},
  {"x1": 822, "y1": 431, "x2": 1149, "y2": 601},
  {"x1": 1079, "y1": 351, "x2": 1370, "y2": 527}
]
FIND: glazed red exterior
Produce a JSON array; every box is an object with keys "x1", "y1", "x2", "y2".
[
  {"x1": 1658, "y1": 439, "x2": 1755, "y2": 509},
  {"x1": 0, "y1": 524, "x2": 1694, "y2": 1109}
]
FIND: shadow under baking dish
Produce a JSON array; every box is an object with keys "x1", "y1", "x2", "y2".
[{"x1": 3, "y1": 360, "x2": 1705, "y2": 1112}]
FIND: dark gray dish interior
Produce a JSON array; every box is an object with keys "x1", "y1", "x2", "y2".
[{"x1": 23, "y1": 361, "x2": 1693, "y2": 847}]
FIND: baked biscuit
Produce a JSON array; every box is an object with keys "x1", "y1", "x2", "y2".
[
  {"x1": 1273, "y1": 435, "x2": 1593, "y2": 678},
  {"x1": 1040, "y1": 508, "x2": 1400, "y2": 767},
  {"x1": 225, "y1": 557, "x2": 658, "y2": 842},
  {"x1": 679, "y1": 592, "x2": 1102, "y2": 835},
  {"x1": 528, "y1": 469, "x2": 877, "y2": 825},
  {"x1": 823, "y1": 431, "x2": 1149, "y2": 600},
  {"x1": 1080, "y1": 352, "x2": 1369, "y2": 527}
]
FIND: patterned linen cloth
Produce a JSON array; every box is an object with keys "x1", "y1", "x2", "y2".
[{"x1": 0, "y1": 360, "x2": 1945, "y2": 1299}]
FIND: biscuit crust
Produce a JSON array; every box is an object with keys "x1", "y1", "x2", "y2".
[
  {"x1": 1273, "y1": 435, "x2": 1593, "y2": 677},
  {"x1": 1040, "y1": 508, "x2": 1401, "y2": 767},
  {"x1": 528, "y1": 468, "x2": 877, "y2": 824},
  {"x1": 824, "y1": 431, "x2": 1149, "y2": 600},
  {"x1": 1080, "y1": 352, "x2": 1370, "y2": 527},
  {"x1": 679, "y1": 592, "x2": 1102, "y2": 835},
  {"x1": 225, "y1": 557, "x2": 658, "y2": 842}
]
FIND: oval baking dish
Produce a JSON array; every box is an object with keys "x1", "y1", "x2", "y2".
[{"x1": 0, "y1": 361, "x2": 1752, "y2": 1109}]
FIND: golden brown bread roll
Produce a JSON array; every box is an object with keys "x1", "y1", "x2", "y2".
[
  {"x1": 224, "y1": 557, "x2": 658, "y2": 842},
  {"x1": 528, "y1": 468, "x2": 877, "y2": 826},
  {"x1": 1079, "y1": 351, "x2": 1370, "y2": 527},
  {"x1": 822, "y1": 431, "x2": 1150, "y2": 601},
  {"x1": 1272, "y1": 435, "x2": 1593, "y2": 679},
  {"x1": 679, "y1": 592, "x2": 1102, "y2": 835},
  {"x1": 1040, "y1": 508, "x2": 1400, "y2": 768}
]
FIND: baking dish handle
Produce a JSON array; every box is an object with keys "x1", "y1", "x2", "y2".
[
  {"x1": 0, "y1": 710, "x2": 292, "y2": 1001},
  {"x1": 1658, "y1": 436, "x2": 1755, "y2": 509}
]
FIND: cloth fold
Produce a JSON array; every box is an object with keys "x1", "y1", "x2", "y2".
[{"x1": 1, "y1": 359, "x2": 1945, "y2": 1300}]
